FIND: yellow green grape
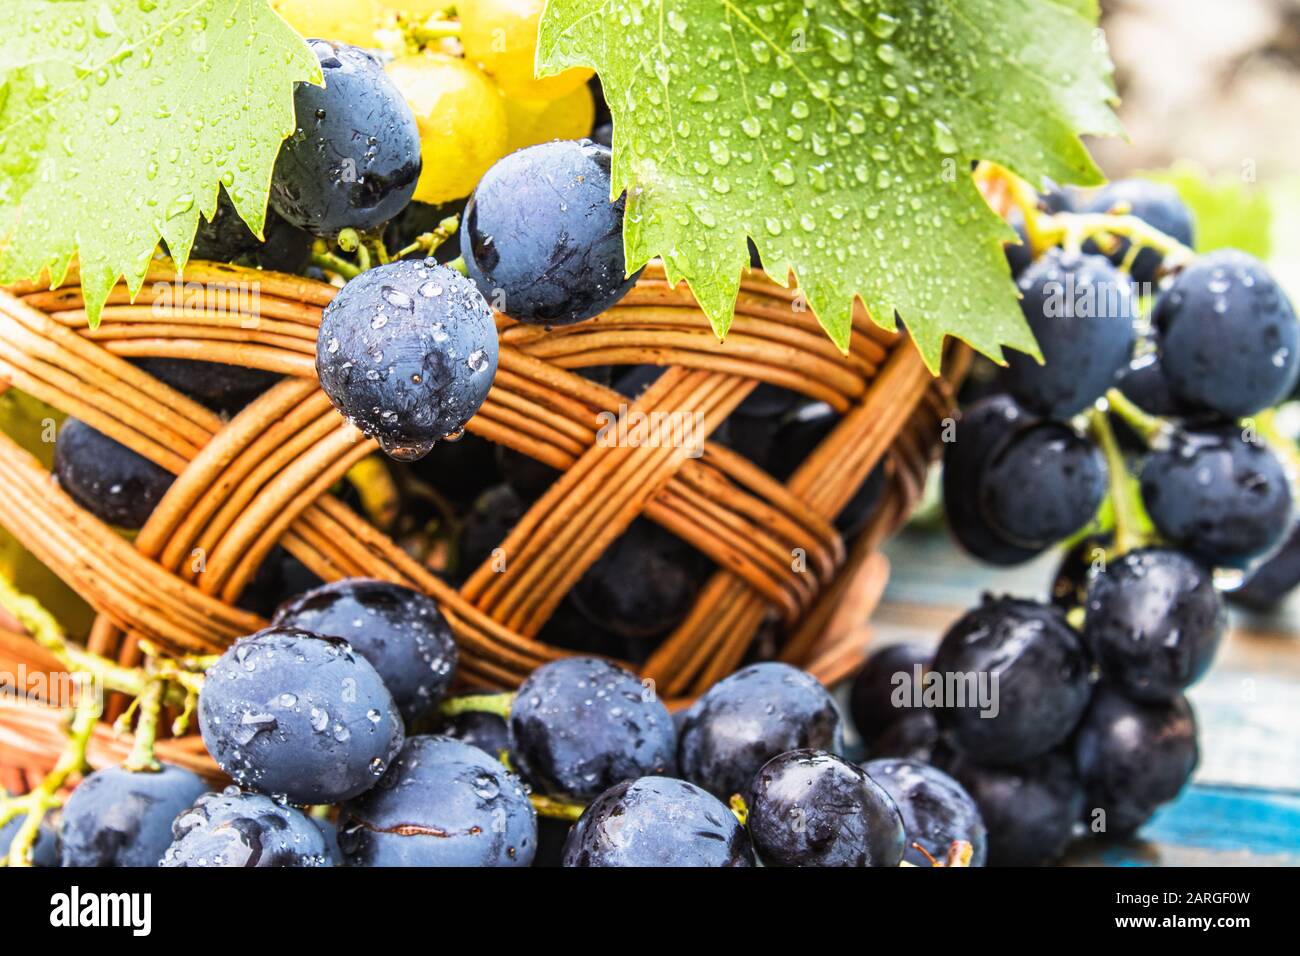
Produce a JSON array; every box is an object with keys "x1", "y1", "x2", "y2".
[
  {"x1": 460, "y1": 0, "x2": 593, "y2": 102},
  {"x1": 387, "y1": 52, "x2": 510, "y2": 204}
]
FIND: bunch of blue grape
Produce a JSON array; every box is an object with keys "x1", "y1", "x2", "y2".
[{"x1": 908, "y1": 177, "x2": 1300, "y2": 863}]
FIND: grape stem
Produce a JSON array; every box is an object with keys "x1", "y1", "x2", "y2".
[
  {"x1": 1104, "y1": 387, "x2": 1167, "y2": 446},
  {"x1": 1087, "y1": 407, "x2": 1142, "y2": 556},
  {"x1": 310, "y1": 249, "x2": 362, "y2": 281},
  {"x1": 728, "y1": 793, "x2": 749, "y2": 826},
  {"x1": 0, "y1": 675, "x2": 98, "y2": 867},
  {"x1": 411, "y1": 18, "x2": 463, "y2": 44},
  {"x1": 437, "y1": 691, "x2": 514, "y2": 720},
  {"x1": 529, "y1": 794, "x2": 586, "y2": 821},
  {"x1": 122, "y1": 679, "x2": 164, "y2": 772},
  {"x1": 993, "y1": 166, "x2": 1195, "y2": 271}
]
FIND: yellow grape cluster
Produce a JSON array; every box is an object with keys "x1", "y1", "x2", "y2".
[{"x1": 271, "y1": 0, "x2": 596, "y2": 206}]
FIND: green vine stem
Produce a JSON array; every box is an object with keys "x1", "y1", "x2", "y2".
[
  {"x1": 1105, "y1": 387, "x2": 1169, "y2": 447},
  {"x1": 997, "y1": 167, "x2": 1196, "y2": 273},
  {"x1": 1087, "y1": 407, "x2": 1144, "y2": 556},
  {"x1": 437, "y1": 692, "x2": 514, "y2": 720},
  {"x1": 1, "y1": 675, "x2": 98, "y2": 867},
  {"x1": 529, "y1": 794, "x2": 585, "y2": 821},
  {"x1": 123, "y1": 680, "x2": 165, "y2": 772},
  {"x1": 392, "y1": 215, "x2": 463, "y2": 262}
]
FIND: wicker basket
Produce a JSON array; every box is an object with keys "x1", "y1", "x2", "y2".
[{"x1": 0, "y1": 256, "x2": 967, "y2": 788}]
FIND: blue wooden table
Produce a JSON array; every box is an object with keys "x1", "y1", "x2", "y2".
[{"x1": 875, "y1": 528, "x2": 1300, "y2": 866}]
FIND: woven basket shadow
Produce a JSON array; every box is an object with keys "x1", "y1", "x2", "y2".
[{"x1": 0, "y1": 256, "x2": 967, "y2": 784}]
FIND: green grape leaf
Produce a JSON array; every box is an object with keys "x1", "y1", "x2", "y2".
[
  {"x1": 1140, "y1": 161, "x2": 1272, "y2": 260},
  {"x1": 538, "y1": 0, "x2": 1122, "y2": 371},
  {"x1": 0, "y1": 0, "x2": 320, "y2": 324}
]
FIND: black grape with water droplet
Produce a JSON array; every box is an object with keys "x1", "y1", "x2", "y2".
[
  {"x1": 1084, "y1": 549, "x2": 1224, "y2": 701},
  {"x1": 53, "y1": 418, "x2": 174, "y2": 529},
  {"x1": 748, "y1": 749, "x2": 906, "y2": 868},
  {"x1": 677, "y1": 662, "x2": 843, "y2": 802},
  {"x1": 935, "y1": 747, "x2": 1084, "y2": 867},
  {"x1": 508, "y1": 656, "x2": 676, "y2": 801},
  {"x1": 562, "y1": 776, "x2": 753, "y2": 867},
  {"x1": 198, "y1": 627, "x2": 404, "y2": 805},
  {"x1": 1003, "y1": 249, "x2": 1137, "y2": 418},
  {"x1": 942, "y1": 395, "x2": 1045, "y2": 566},
  {"x1": 932, "y1": 597, "x2": 1092, "y2": 765},
  {"x1": 863, "y1": 757, "x2": 988, "y2": 867},
  {"x1": 316, "y1": 260, "x2": 498, "y2": 461},
  {"x1": 1074, "y1": 686, "x2": 1199, "y2": 837},
  {"x1": 1154, "y1": 249, "x2": 1300, "y2": 417},
  {"x1": 462, "y1": 140, "x2": 642, "y2": 326},
  {"x1": 270, "y1": 41, "x2": 421, "y2": 237},
  {"x1": 978, "y1": 420, "x2": 1107, "y2": 549},
  {"x1": 59, "y1": 764, "x2": 209, "y2": 867},
  {"x1": 273, "y1": 578, "x2": 458, "y2": 721},
  {"x1": 1082, "y1": 179, "x2": 1195, "y2": 285},
  {"x1": 1140, "y1": 424, "x2": 1293, "y2": 568},
  {"x1": 338, "y1": 736, "x2": 536, "y2": 867},
  {"x1": 161, "y1": 789, "x2": 332, "y2": 867}
]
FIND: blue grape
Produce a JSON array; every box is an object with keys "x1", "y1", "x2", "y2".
[
  {"x1": 54, "y1": 419, "x2": 174, "y2": 529},
  {"x1": 462, "y1": 140, "x2": 641, "y2": 326},
  {"x1": 1083, "y1": 179, "x2": 1195, "y2": 284},
  {"x1": 338, "y1": 736, "x2": 535, "y2": 867},
  {"x1": 1230, "y1": 521, "x2": 1300, "y2": 610},
  {"x1": 1003, "y1": 249, "x2": 1137, "y2": 418},
  {"x1": 1154, "y1": 250, "x2": 1300, "y2": 417},
  {"x1": 270, "y1": 41, "x2": 421, "y2": 237},
  {"x1": 942, "y1": 395, "x2": 1045, "y2": 566},
  {"x1": 1074, "y1": 686, "x2": 1198, "y2": 837},
  {"x1": 131, "y1": 358, "x2": 280, "y2": 416},
  {"x1": 59, "y1": 764, "x2": 209, "y2": 867},
  {"x1": 569, "y1": 519, "x2": 711, "y2": 642},
  {"x1": 748, "y1": 750, "x2": 905, "y2": 867},
  {"x1": 677, "y1": 662, "x2": 843, "y2": 801},
  {"x1": 1084, "y1": 549, "x2": 1224, "y2": 701},
  {"x1": 862, "y1": 758, "x2": 988, "y2": 867},
  {"x1": 1140, "y1": 424, "x2": 1293, "y2": 568},
  {"x1": 438, "y1": 705, "x2": 510, "y2": 760},
  {"x1": 189, "y1": 187, "x2": 311, "y2": 273},
  {"x1": 766, "y1": 402, "x2": 888, "y2": 538},
  {"x1": 273, "y1": 578, "x2": 457, "y2": 721},
  {"x1": 161, "y1": 789, "x2": 332, "y2": 867},
  {"x1": 316, "y1": 260, "x2": 498, "y2": 461},
  {"x1": 848, "y1": 642, "x2": 932, "y2": 746},
  {"x1": 979, "y1": 420, "x2": 1107, "y2": 548},
  {"x1": 198, "y1": 627, "x2": 404, "y2": 804},
  {"x1": 508, "y1": 657, "x2": 675, "y2": 801},
  {"x1": 935, "y1": 747, "x2": 1083, "y2": 866},
  {"x1": 932, "y1": 597, "x2": 1092, "y2": 765},
  {"x1": 562, "y1": 776, "x2": 753, "y2": 867}
]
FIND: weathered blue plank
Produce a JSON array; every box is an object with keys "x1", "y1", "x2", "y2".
[{"x1": 1073, "y1": 785, "x2": 1300, "y2": 866}]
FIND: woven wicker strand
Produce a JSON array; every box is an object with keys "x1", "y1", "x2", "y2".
[{"x1": 0, "y1": 258, "x2": 966, "y2": 782}]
